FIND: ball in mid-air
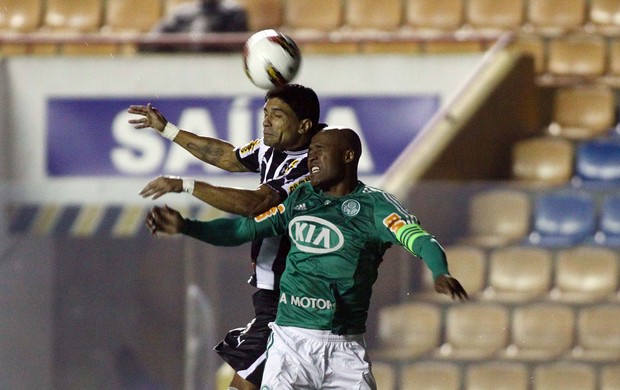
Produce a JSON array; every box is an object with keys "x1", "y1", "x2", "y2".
[{"x1": 243, "y1": 29, "x2": 302, "y2": 90}]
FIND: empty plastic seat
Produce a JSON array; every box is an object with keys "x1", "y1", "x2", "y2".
[
  {"x1": 345, "y1": 0, "x2": 402, "y2": 31},
  {"x1": 601, "y1": 364, "x2": 620, "y2": 390},
  {"x1": 485, "y1": 246, "x2": 553, "y2": 301},
  {"x1": 552, "y1": 246, "x2": 619, "y2": 302},
  {"x1": 574, "y1": 137, "x2": 620, "y2": 184},
  {"x1": 546, "y1": 34, "x2": 607, "y2": 77},
  {"x1": 466, "y1": 362, "x2": 529, "y2": 390},
  {"x1": 104, "y1": 0, "x2": 163, "y2": 33},
  {"x1": 528, "y1": 190, "x2": 596, "y2": 247},
  {"x1": 547, "y1": 86, "x2": 616, "y2": 140},
  {"x1": 511, "y1": 136, "x2": 575, "y2": 186},
  {"x1": 573, "y1": 305, "x2": 620, "y2": 361},
  {"x1": 461, "y1": 189, "x2": 531, "y2": 247},
  {"x1": 43, "y1": 0, "x2": 103, "y2": 32},
  {"x1": 508, "y1": 34, "x2": 546, "y2": 74},
  {"x1": 438, "y1": 303, "x2": 509, "y2": 360},
  {"x1": 0, "y1": 0, "x2": 42, "y2": 32},
  {"x1": 284, "y1": 0, "x2": 342, "y2": 32},
  {"x1": 373, "y1": 302, "x2": 441, "y2": 360},
  {"x1": 371, "y1": 361, "x2": 396, "y2": 390},
  {"x1": 505, "y1": 303, "x2": 575, "y2": 360},
  {"x1": 241, "y1": 0, "x2": 283, "y2": 31},
  {"x1": 421, "y1": 245, "x2": 487, "y2": 300},
  {"x1": 533, "y1": 362, "x2": 596, "y2": 390},
  {"x1": 526, "y1": 0, "x2": 587, "y2": 33},
  {"x1": 404, "y1": 0, "x2": 463, "y2": 33},
  {"x1": 596, "y1": 193, "x2": 620, "y2": 245},
  {"x1": 590, "y1": 0, "x2": 620, "y2": 33},
  {"x1": 466, "y1": 0, "x2": 525, "y2": 31},
  {"x1": 401, "y1": 361, "x2": 461, "y2": 390}
]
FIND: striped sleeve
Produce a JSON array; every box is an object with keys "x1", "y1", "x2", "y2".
[{"x1": 396, "y1": 223, "x2": 450, "y2": 280}]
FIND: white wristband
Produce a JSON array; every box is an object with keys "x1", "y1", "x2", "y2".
[
  {"x1": 182, "y1": 178, "x2": 195, "y2": 195},
  {"x1": 161, "y1": 122, "x2": 180, "y2": 141}
]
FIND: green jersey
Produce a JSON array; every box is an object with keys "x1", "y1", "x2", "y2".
[{"x1": 182, "y1": 181, "x2": 449, "y2": 335}]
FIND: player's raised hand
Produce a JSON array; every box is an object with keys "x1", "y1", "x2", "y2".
[
  {"x1": 140, "y1": 176, "x2": 182, "y2": 200},
  {"x1": 434, "y1": 274, "x2": 469, "y2": 301},
  {"x1": 146, "y1": 205, "x2": 184, "y2": 237},
  {"x1": 128, "y1": 103, "x2": 167, "y2": 132}
]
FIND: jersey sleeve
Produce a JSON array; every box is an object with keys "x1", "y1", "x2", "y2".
[
  {"x1": 374, "y1": 192, "x2": 450, "y2": 280},
  {"x1": 181, "y1": 199, "x2": 291, "y2": 246},
  {"x1": 234, "y1": 138, "x2": 263, "y2": 173},
  {"x1": 262, "y1": 156, "x2": 311, "y2": 200}
]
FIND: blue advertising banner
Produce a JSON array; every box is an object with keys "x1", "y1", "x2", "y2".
[{"x1": 46, "y1": 95, "x2": 439, "y2": 177}]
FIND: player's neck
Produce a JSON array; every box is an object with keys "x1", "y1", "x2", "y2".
[{"x1": 323, "y1": 176, "x2": 359, "y2": 197}]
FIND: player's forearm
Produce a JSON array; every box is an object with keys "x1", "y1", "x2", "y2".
[
  {"x1": 181, "y1": 217, "x2": 253, "y2": 246},
  {"x1": 173, "y1": 130, "x2": 247, "y2": 172},
  {"x1": 193, "y1": 182, "x2": 281, "y2": 217},
  {"x1": 396, "y1": 224, "x2": 449, "y2": 280}
]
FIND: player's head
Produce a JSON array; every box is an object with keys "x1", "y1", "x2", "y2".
[
  {"x1": 262, "y1": 84, "x2": 323, "y2": 151},
  {"x1": 308, "y1": 126, "x2": 361, "y2": 193}
]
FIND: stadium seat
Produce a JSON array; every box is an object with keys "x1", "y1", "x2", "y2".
[
  {"x1": 465, "y1": 0, "x2": 525, "y2": 32},
  {"x1": 372, "y1": 302, "x2": 441, "y2": 361},
  {"x1": 401, "y1": 361, "x2": 461, "y2": 390},
  {"x1": 533, "y1": 362, "x2": 596, "y2": 390},
  {"x1": 511, "y1": 136, "x2": 575, "y2": 186},
  {"x1": 589, "y1": 0, "x2": 620, "y2": 33},
  {"x1": 574, "y1": 137, "x2": 620, "y2": 184},
  {"x1": 507, "y1": 34, "x2": 546, "y2": 74},
  {"x1": 284, "y1": 0, "x2": 343, "y2": 32},
  {"x1": 485, "y1": 246, "x2": 553, "y2": 301},
  {"x1": 344, "y1": 0, "x2": 402, "y2": 31},
  {"x1": 551, "y1": 246, "x2": 619, "y2": 302},
  {"x1": 0, "y1": 0, "x2": 42, "y2": 33},
  {"x1": 596, "y1": 193, "x2": 620, "y2": 246},
  {"x1": 104, "y1": 0, "x2": 163, "y2": 33},
  {"x1": 573, "y1": 305, "x2": 620, "y2": 361},
  {"x1": 420, "y1": 245, "x2": 487, "y2": 300},
  {"x1": 505, "y1": 303, "x2": 575, "y2": 361},
  {"x1": 547, "y1": 86, "x2": 616, "y2": 140},
  {"x1": 43, "y1": 0, "x2": 103, "y2": 33},
  {"x1": 528, "y1": 190, "x2": 597, "y2": 247},
  {"x1": 371, "y1": 361, "x2": 396, "y2": 389},
  {"x1": 438, "y1": 303, "x2": 509, "y2": 360},
  {"x1": 460, "y1": 189, "x2": 531, "y2": 247},
  {"x1": 164, "y1": 0, "x2": 194, "y2": 16},
  {"x1": 546, "y1": 34, "x2": 607, "y2": 78},
  {"x1": 403, "y1": 0, "x2": 464, "y2": 33},
  {"x1": 240, "y1": 0, "x2": 283, "y2": 31},
  {"x1": 526, "y1": 0, "x2": 587, "y2": 34},
  {"x1": 601, "y1": 364, "x2": 620, "y2": 390},
  {"x1": 607, "y1": 38, "x2": 620, "y2": 77},
  {"x1": 466, "y1": 362, "x2": 529, "y2": 390}
]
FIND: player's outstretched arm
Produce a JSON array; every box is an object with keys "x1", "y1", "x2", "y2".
[
  {"x1": 434, "y1": 275, "x2": 469, "y2": 302},
  {"x1": 127, "y1": 103, "x2": 247, "y2": 172},
  {"x1": 140, "y1": 176, "x2": 282, "y2": 217}
]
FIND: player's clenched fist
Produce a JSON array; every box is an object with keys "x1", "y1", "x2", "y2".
[{"x1": 146, "y1": 205, "x2": 184, "y2": 236}]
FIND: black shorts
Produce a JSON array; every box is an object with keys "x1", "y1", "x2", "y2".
[{"x1": 214, "y1": 288, "x2": 278, "y2": 387}]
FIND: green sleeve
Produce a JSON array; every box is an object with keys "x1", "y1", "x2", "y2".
[
  {"x1": 396, "y1": 223, "x2": 450, "y2": 280},
  {"x1": 181, "y1": 217, "x2": 254, "y2": 246}
]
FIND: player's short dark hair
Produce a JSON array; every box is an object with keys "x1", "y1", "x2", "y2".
[{"x1": 265, "y1": 84, "x2": 321, "y2": 133}]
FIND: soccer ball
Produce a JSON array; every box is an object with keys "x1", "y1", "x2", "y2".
[{"x1": 243, "y1": 29, "x2": 302, "y2": 90}]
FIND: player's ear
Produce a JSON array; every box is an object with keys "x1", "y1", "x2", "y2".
[
  {"x1": 344, "y1": 148, "x2": 356, "y2": 163},
  {"x1": 298, "y1": 119, "x2": 312, "y2": 135}
]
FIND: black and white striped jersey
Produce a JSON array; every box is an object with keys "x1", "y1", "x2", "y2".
[{"x1": 235, "y1": 137, "x2": 311, "y2": 290}]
